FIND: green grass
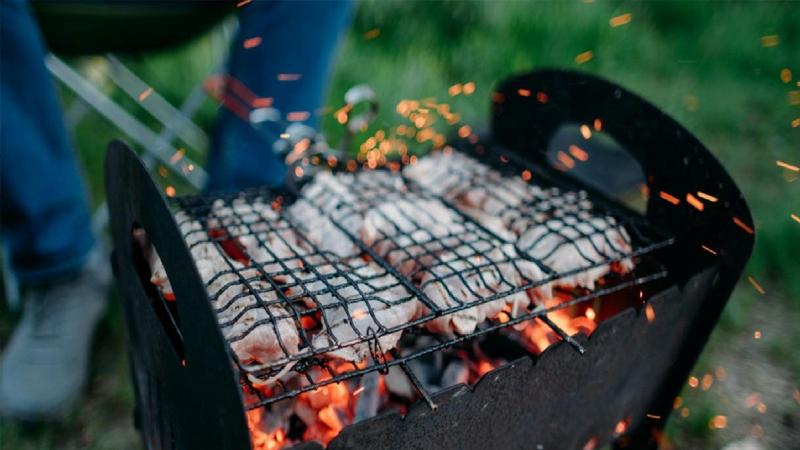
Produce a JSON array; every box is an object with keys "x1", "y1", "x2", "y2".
[{"x1": 2, "y1": 1, "x2": 798, "y2": 449}]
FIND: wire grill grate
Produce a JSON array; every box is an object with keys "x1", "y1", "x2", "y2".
[{"x1": 166, "y1": 142, "x2": 673, "y2": 409}]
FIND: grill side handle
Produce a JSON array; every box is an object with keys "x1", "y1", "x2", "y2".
[
  {"x1": 490, "y1": 69, "x2": 755, "y2": 448},
  {"x1": 105, "y1": 141, "x2": 252, "y2": 450}
]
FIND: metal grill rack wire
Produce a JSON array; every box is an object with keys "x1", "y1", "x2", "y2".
[{"x1": 168, "y1": 143, "x2": 674, "y2": 410}]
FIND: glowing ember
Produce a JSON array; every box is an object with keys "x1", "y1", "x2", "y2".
[
  {"x1": 517, "y1": 88, "x2": 531, "y2": 97},
  {"x1": 557, "y1": 151, "x2": 576, "y2": 169},
  {"x1": 165, "y1": 186, "x2": 176, "y2": 197},
  {"x1": 645, "y1": 304, "x2": 655, "y2": 323},
  {"x1": 685, "y1": 193, "x2": 704, "y2": 211},
  {"x1": 701, "y1": 374, "x2": 713, "y2": 390},
  {"x1": 701, "y1": 245, "x2": 717, "y2": 256},
  {"x1": 278, "y1": 74, "x2": 302, "y2": 81},
  {"x1": 458, "y1": 125, "x2": 472, "y2": 138},
  {"x1": 575, "y1": 50, "x2": 594, "y2": 64},
  {"x1": 673, "y1": 396, "x2": 683, "y2": 409},
  {"x1": 614, "y1": 418, "x2": 629, "y2": 435},
  {"x1": 583, "y1": 436, "x2": 599, "y2": 450},
  {"x1": 448, "y1": 84, "x2": 463, "y2": 96},
  {"x1": 753, "y1": 330, "x2": 762, "y2": 339},
  {"x1": 463, "y1": 82, "x2": 476, "y2": 95},
  {"x1": 593, "y1": 118, "x2": 602, "y2": 131},
  {"x1": 536, "y1": 91, "x2": 548, "y2": 103},
  {"x1": 244, "y1": 37, "x2": 262, "y2": 49},
  {"x1": 609, "y1": 13, "x2": 632, "y2": 27},
  {"x1": 696, "y1": 191, "x2": 718, "y2": 202},
  {"x1": 760, "y1": 35, "x2": 779, "y2": 47},
  {"x1": 585, "y1": 307, "x2": 596, "y2": 321},
  {"x1": 170, "y1": 148, "x2": 185, "y2": 164},
  {"x1": 658, "y1": 191, "x2": 680, "y2": 205},
  {"x1": 747, "y1": 276, "x2": 766, "y2": 295},
  {"x1": 138, "y1": 87, "x2": 153, "y2": 102},
  {"x1": 569, "y1": 145, "x2": 589, "y2": 162},
  {"x1": 579, "y1": 124, "x2": 592, "y2": 139},
  {"x1": 733, "y1": 216, "x2": 754, "y2": 234},
  {"x1": 688, "y1": 376, "x2": 699, "y2": 388},
  {"x1": 521, "y1": 169, "x2": 532, "y2": 181},
  {"x1": 781, "y1": 68, "x2": 793, "y2": 83},
  {"x1": 363, "y1": 28, "x2": 380, "y2": 40},
  {"x1": 287, "y1": 111, "x2": 310, "y2": 122},
  {"x1": 708, "y1": 415, "x2": 727, "y2": 429}
]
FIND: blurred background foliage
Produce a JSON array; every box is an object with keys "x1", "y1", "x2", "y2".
[{"x1": 1, "y1": 1, "x2": 798, "y2": 449}]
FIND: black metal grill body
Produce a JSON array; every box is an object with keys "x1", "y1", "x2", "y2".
[{"x1": 106, "y1": 70, "x2": 753, "y2": 450}]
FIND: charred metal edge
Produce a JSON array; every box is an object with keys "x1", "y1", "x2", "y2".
[
  {"x1": 491, "y1": 69, "x2": 755, "y2": 448},
  {"x1": 295, "y1": 265, "x2": 718, "y2": 450}
]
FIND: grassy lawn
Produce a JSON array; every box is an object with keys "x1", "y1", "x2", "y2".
[{"x1": 2, "y1": 1, "x2": 798, "y2": 449}]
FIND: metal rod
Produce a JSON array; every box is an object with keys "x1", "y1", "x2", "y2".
[{"x1": 399, "y1": 361, "x2": 438, "y2": 411}]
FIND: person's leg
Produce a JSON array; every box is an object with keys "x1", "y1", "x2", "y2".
[
  {"x1": 0, "y1": 0, "x2": 108, "y2": 421},
  {"x1": 0, "y1": 0, "x2": 94, "y2": 282},
  {"x1": 206, "y1": 0, "x2": 353, "y2": 191}
]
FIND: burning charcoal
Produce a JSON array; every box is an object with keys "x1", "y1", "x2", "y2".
[
  {"x1": 384, "y1": 366, "x2": 415, "y2": 400},
  {"x1": 354, "y1": 372, "x2": 381, "y2": 423},
  {"x1": 439, "y1": 360, "x2": 469, "y2": 388}
]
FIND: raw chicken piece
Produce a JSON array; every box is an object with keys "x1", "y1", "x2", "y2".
[
  {"x1": 148, "y1": 203, "x2": 304, "y2": 369},
  {"x1": 407, "y1": 151, "x2": 634, "y2": 289},
  {"x1": 307, "y1": 260, "x2": 421, "y2": 362},
  {"x1": 222, "y1": 281, "x2": 301, "y2": 365},
  {"x1": 516, "y1": 215, "x2": 633, "y2": 290},
  {"x1": 361, "y1": 196, "x2": 467, "y2": 276},
  {"x1": 419, "y1": 243, "x2": 550, "y2": 335},
  {"x1": 287, "y1": 170, "x2": 406, "y2": 258}
]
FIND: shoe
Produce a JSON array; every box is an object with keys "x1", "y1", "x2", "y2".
[{"x1": 0, "y1": 246, "x2": 110, "y2": 421}]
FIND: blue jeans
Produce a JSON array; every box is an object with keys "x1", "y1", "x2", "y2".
[{"x1": 0, "y1": 0, "x2": 352, "y2": 285}]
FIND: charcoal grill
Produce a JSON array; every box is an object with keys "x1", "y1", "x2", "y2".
[{"x1": 106, "y1": 69, "x2": 753, "y2": 450}]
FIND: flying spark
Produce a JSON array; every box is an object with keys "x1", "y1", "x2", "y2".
[
  {"x1": 792, "y1": 118, "x2": 800, "y2": 128},
  {"x1": 697, "y1": 191, "x2": 718, "y2": 202},
  {"x1": 517, "y1": 88, "x2": 531, "y2": 97},
  {"x1": 781, "y1": 68, "x2": 793, "y2": 83},
  {"x1": 645, "y1": 304, "x2": 655, "y2": 323},
  {"x1": 747, "y1": 276, "x2": 766, "y2": 295},
  {"x1": 287, "y1": 111, "x2": 310, "y2": 121},
  {"x1": 701, "y1": 245, "x2": 717, "y2": 256},
  {"x1": 449, "y1": 84, "x2": 463, "y2": 96},
  {"x1": 575, "y1": 50, "x2": 594, "y2": 64},
  {"x1": 753, "y1": 330, "x2": 762, "y2": 339},
  {"x1": 536, "y1": 91, "x2": 548, "y2": 103},
  {"x1": 609, "y1": 13, "x2": 632, "y2": 27},
  {"x1": 760, "y1": 35, "x2": 779, "y2": 47},
  {"x1": 686, "y1": 193, "x2": 704, "y2": 211},
  {"x1": 521, "y1": 170, "x2": 532, "y2": 181},
  {"x1": 278, "y1": 73, "x2": 302, "y2": 81},
  {"x1": 776, "y1": 160, "x2": 799, "y2": 172},
  {"x1": 463, "y1": 82, "x2": 476, "y2": 95},
  {"x1": 580, "y1": 124, "x2": 592, "y2": 139},
  {"x1": 165, "y1": 186, "x2": 176, "y2": 197},
  {"x1": 138, "y1": 87, "x2": 153, "y2": 102},
  {"x1": 791, "y1": 213, "x2": 800, "y2": 224},
  {"x1": 243, "y1": 37, "x2": 262, "y2": 49},
  {"x1": 709, "y1": 415, "x2": 727, "y2": 430},
  {"x1": 236, "y1": 0, "x2": 251, "y2": 6},
  {"x1": 659, "y1": 191, "x2": 680, "y2": 205},
  {"x1": 733, "y1": 216, "x2": 754, "y2": 234}
]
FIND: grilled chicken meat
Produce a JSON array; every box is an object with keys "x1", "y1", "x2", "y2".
[{"x1": 405, "y1": 150, "x2": 634, "y2": 289}]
